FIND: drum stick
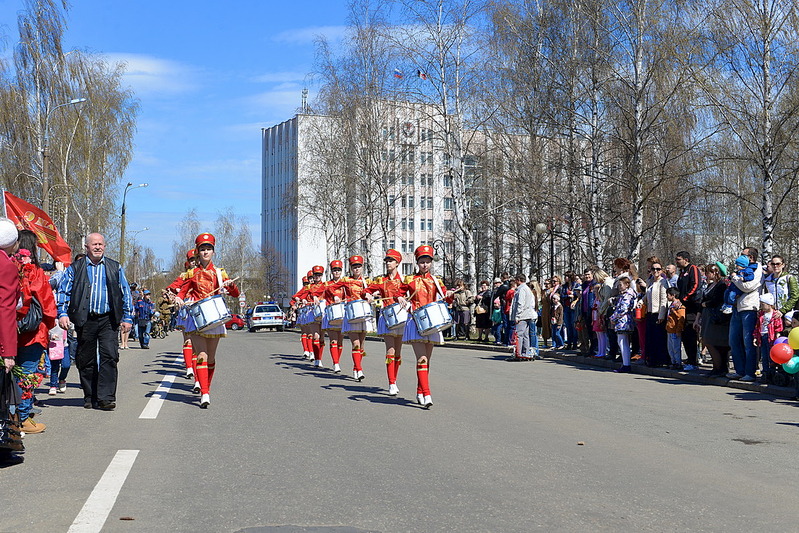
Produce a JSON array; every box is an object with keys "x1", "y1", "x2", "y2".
[{"x1": 209, "y1": 276, "x2": 241, "y2": 295}]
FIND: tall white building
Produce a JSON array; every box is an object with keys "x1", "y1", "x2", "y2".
[{"x1": 262, "y1": 103, "x2": 463, "y2": 300}]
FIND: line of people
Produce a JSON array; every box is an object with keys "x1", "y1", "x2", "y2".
[{"x1": 290, "y1": 246, "x2": 454, "y2": 408}]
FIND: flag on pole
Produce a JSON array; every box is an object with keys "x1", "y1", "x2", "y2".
[
  {"x1": 3, "y1": 191, "x2": 72, "y2": 264},
  {"x1": 417, "y1": 70, "x2": 428, "y2": 80},
  {"x1": 394, "y1": 68, "x2": 404, "y2": 79}
]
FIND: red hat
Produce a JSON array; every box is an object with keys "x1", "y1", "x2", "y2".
[
  {"x1": 312, "y1": 265, "x2": 324, "y2": 274},
  {"x1": 186, "y1": 248, "x2": 197, "y2": 260},
  {"x1": 195, "y1": 233, "x2": 215, "y2": 247},
  {"x1": 415, "y1": 245, "x2": 434, "y2": 260},
  {"x1": 330, "y1": 260, "x2": 343, "y2": 269},
  {"x1": 307, "y1": 270, "x2": 314, "y2": 278},
  {"x1": 384, "y1": 249, "x2": 402, "y2": 263},
  {"x1": 302, "y1": 276, "x2": 309, "y2": 283},
  {"x1": 349, "y1": 255, "x2": 364, "y2": 266}
]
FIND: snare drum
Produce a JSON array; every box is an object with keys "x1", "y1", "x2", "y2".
[
  {"x1": 187, "y1": 295, "x2": 232, "y2": 332},
  {"x1": 345, "y1": 299, "x2": 373, "y2": 323},
  {"x1": 382, "y1": 302, "x2": 409, "y2": 330},
  {"x1": 324, "y1": 302, "x2": 345, "y2": 326},
  {"x1": 412, "y1": 301, "x2": 452, "y2": 336},
  {"x1": 311, "y1": 302, "x2": 325, "y2": 323}
]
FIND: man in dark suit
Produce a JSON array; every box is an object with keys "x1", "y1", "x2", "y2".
[{"x1": 57, "y1": 233, "x2": 133, "y2": 410}]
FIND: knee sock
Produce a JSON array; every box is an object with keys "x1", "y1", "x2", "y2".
[
  {"x1": 394, "y1": 356, "x2": 402, "y2": 379},
  {"x1": 352, "y1": 348, "x2": 363, "y2": 371},
  {"x1": 331, "y1": 340, "x2": 340, "y2": 364},
  {"x1": 416, "y1": 362, "x2": 430, "y2": 396},
  {"x1": 313, "y1": 339, "x2": 324, "y2": 360},
  {"x1": 386, "y1": 354, "x2": 396, "y2": 384},
  {"x1": 182, "y1": 341, "x2": 193, "y2": 371},
  {"x1": 208, "y1": 362, "x2": 216, "y2": 385},
  {"x1": 301, "y1": 333, "x2": 308, "y2": 352},
  {"x1": 196, "y1": 361, "x2": 210, "y2": 394}
]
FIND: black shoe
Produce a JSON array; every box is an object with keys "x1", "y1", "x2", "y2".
[
  {"x1": 97, "y1": 401, "x2": 116, "y2": 411},
  {"x1": 84, "y1": 401, "x2": 93, "y2": 409},
  {"x1": 614, "y1": 365, "x2": 632, "y2": 373}
]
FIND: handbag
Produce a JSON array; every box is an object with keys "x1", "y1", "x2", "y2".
[
  {"x1": 0, "y1": 370, "x2": 24, "y2": 452},
  {"x1": 17, "y1": 295, "x2": 42, "y2": 334}
]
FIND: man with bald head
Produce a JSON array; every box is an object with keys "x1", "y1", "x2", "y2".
[{"x1": 57, "y1": 233, "x2": 133, "y2": 410}]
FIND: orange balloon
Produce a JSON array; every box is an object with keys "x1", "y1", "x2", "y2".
[{"x1": 770, "y1": 343, "x2": 794, "y2": 365}]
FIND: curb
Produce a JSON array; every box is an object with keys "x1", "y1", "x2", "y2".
[{"x1": 286, "y1": 329, "x2": 797, "y2": 400}]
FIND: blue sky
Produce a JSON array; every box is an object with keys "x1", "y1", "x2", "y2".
[{"x1": 0, "y1": 0, "x2": 350, "y2": 262}]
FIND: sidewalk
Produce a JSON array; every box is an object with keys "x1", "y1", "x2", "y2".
[
  {"x1": 436, "y1": 337, "x2": 799, "y2": 400},
  {"x1": 286, "y1": 328, "x2": 797, "y2": 399}
]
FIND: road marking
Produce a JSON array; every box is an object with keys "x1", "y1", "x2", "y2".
[
  {"x1": 68, "y1": 449, "x2": 139, "y2": 533},
  {"x1": 139, "y1": 373, "x2": 176, "y2": 419}
]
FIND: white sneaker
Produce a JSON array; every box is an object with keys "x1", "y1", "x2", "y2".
[
  {"x1": 314, "y1": 360, "x2": 324, "y2": 369},
  {"x1": 304, "y1": 351, "x2": 312, "y2": 359},
  {"x1": 333, "y1": 364, "x2": 341, "y2": 373},
  {"x1": 416, "y1": 393, "x2": 424, "y2": 405},
  {"x1": 186, "y1": 369, "x2": 195, "y2": 380},
  {"x1": 57, "y1": 380, "x2": 67, "y2": 393},
  {"x1": 48, "y1": 387, "x2": 57, "y2": 396},
  {"x1": 388, "y1": 383, "x2": 399, "y2": 396},
  {"x1": 356, "y1": 370, "x2": 364, "y2": 381},
  {"x1": 423, "y1": 395, "x2": 433, "y2": 408},
  {"x1": 353, "y1": 370, "x2": 359, "y2": 380},
  {"x1": 193, "y1": 381, "x2": 201, "y2": 394},
  {"x1": 200, "y1": 393, "x2": 210, "y2": 408}
]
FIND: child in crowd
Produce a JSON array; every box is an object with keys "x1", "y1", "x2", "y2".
[
  {"x1": 551, "y1": 293, "x2": 564, "y2": 349},
  {"x1": 753, "y1": 293, "x2": 783, "y2": 383},
  {"x1": 47, "y1": 325, "x2": 69, "y2": 395},
  {"x1": 592, "y1": 284, "x2": 607, "y2": 358},
  {"x1": 665, "y1": 287, "x2": 685, "y2": 370},
  {"x1": 721, "y1": 255, "x2": 757, "y2": 314}
]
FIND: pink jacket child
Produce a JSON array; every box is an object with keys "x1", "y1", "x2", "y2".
[{"x1": 753, "y1": 308, "x2": 783, "y2": 346}]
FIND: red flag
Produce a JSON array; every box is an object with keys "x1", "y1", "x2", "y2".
[{"x1": 4, "y1": 192, "x2": 72, "y2": 265}]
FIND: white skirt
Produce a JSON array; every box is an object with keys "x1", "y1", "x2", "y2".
[
  {"x1": 186, "y1": 320, "x2": 226, "y2": 339},
  {"x1": 402, "y1": 316, "x2": 443, "y2": 344},
  {"x1": 377, "y1": 313, "x2": 404, "y2": 336}
]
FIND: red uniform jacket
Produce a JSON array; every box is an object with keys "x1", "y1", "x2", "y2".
[
  {"x1": 399, "y1": 273, "x2": 451, "y2": 310},
  {"x1": 177, "y1": 262, "x2": 239, "y2": 301},
  {"x1": 327, "y1": 276, "x2": 371, "y2": 301},
  {"x1": 365, "y1": 272, "x2": 404, "y2": 306}
]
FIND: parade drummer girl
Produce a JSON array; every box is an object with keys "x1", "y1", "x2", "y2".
[
  {"x1": 396, "y1": 245, "x2": 454, "y2": 408},
  {"x1": 174, "y1": 233, "x2": 239, "y2": 409}
]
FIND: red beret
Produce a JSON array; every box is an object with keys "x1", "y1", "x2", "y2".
[
  {"x1": 415, "y1": 245, "x2": 434, "y2": 260},
  {"x1": 384, "y1": 249, "x2": 402, "y2": 263},
  {"x1": 349, "y1": 255, "x2": 364, "y2": 266}
]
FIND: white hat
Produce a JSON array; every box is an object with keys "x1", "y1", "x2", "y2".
[
  {"x1": 785, "y1": 310, "x2": 795, "y2": 322},
  {"x1": 0, "y1": 218, "x2": 19, "y2": 249},
  {"x1": 759, "y1": 293, "x2": 775, "y2": 306}
]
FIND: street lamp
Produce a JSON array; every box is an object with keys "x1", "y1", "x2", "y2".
[
  {"x1": 128, "y1": 227, "x2": 149, "y2": 283},
  {"x1": 431, "y1": 238, "x2": 449, "y2": 282},
  {"x1": 120, "y1": 182, "x2": 149, "y2": 265},
  {"x1": 41, "y1": 97, "x2": 87, "y2": 214}
]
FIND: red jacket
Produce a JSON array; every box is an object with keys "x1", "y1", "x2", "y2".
[
  {"x1": 754, "y1": 309, "x2": 783, "y2": 345},
  {"x1": 0, "y1": 251, "x2": 19, "y2": 358},
  {"x1": 17, "y1": 263, "x2": 57, "y2": 348}
]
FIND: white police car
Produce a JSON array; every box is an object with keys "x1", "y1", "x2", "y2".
[{"x1": 248, "y1": 303, "x2": 285, "y2": 332}]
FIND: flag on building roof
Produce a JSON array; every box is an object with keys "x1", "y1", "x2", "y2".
[
  {"x1": 394, "y1": 68, "x2": 404, "y2": 79},
  {"x1": 417, "y1": 70, "x2": 428, "y2": 80}
]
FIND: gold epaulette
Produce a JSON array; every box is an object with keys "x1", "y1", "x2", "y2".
[{"x1": 404, "y1": 275, "x2": 415, "y2": 284}]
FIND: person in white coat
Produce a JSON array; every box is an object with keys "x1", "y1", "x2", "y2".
[{"x1": 510, "y1": 273, "x2": 536, "y2": 361}]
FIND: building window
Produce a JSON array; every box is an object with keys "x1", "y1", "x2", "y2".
[
  {"x1": 443, "y1": 173, "x2": 453, "y2": 187},
  {"x1": 444, "y1": 219, "x2": 453, "y2": 232},
  {"x1": 389, "y1": 217, "x2": 395, "y2": 230},
  {"x1": 443, "y1": 153, "x2": 451, "y2": 166},
  {"x1": 388, "y1": 194, "x2": 396, "y2": 207},
  {"x1": 444, "y1": 198, "x2": 454, "y2": 210},
  {"x1": 401, "y1": 147, "x2": 414, "y2": 163},
  {"x1": 408, "y1": 218, "x2": 414, "y2": 231},
  {"x1": 401, "y1": 219, "x2": 407, "y2": 230},
  {"x1": 402, "y1": 263, "x2": 413, "y2": 275},
  {"x1": 401, "y1": 196, "x2": 407, "y2": 208},
  {"x1": 421, "y1": 151, "x2": 433, "y2": 164},
  {"x1": 427, "y1": 196, "x2": 433, "y2": 209},
  {"x1": 426, "y1": 219, "x2": 433, "y2": 231},
  {"x1": 408, "y1": 196, "x2": 415, "y2": 208},
  {"x1": 401, "y1": 174, "x2": 414, "y2": 186}
]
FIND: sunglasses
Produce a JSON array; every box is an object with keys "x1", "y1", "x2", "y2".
[
  {"x1": 770, "y1": 261, "x2": 782, "y2": 266},
  {"x1": 651, "y1": 267, "x2": 662, "y2": 271}
]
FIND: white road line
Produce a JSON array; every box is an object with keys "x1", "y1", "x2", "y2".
[
  {"x1": 139, "y1": 373, "x2": 176, "y2": 419},
  {"x1": 68, "y1": 449, "x2": 139, "y2": 533}
]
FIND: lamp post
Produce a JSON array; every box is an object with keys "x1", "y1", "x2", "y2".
[
  {"x1": 41, "y1": 98, "x2": 87, "y2": 215},
  {"x1": 432, "y1": 238, "x2": 449, "y2": 282},
  {"x1": 120, "y1": 182, "x2": 149, "y2": 265},
  {"x1": 127, "y1": 227, "x2": 149, "y2": 284}
]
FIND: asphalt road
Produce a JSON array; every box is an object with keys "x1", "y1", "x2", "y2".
[{"x1": 4, "y1": 330, "x2": 799, "y2": 532}]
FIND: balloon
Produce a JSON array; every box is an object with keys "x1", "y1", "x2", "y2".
[
  {"x1": 789, "y1": 328, "x2": 799, "y2": 350},
  {"x1": 775, "y1": 336, "x2": 789, "y2": 345},
  {"x1": 783, "y1": 357, "x2": 799, "y2": 375},
  {"x1": 770, "y1": 343, "x2": 794, "y2": 365}
]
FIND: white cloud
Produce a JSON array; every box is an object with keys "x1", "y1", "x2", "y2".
[
  {"x1": 102, "y1": 53, "x2": 198, "y2": 97},
  {"x1": 272, "y1": 25, "x2": 348, "y2": 45}
]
